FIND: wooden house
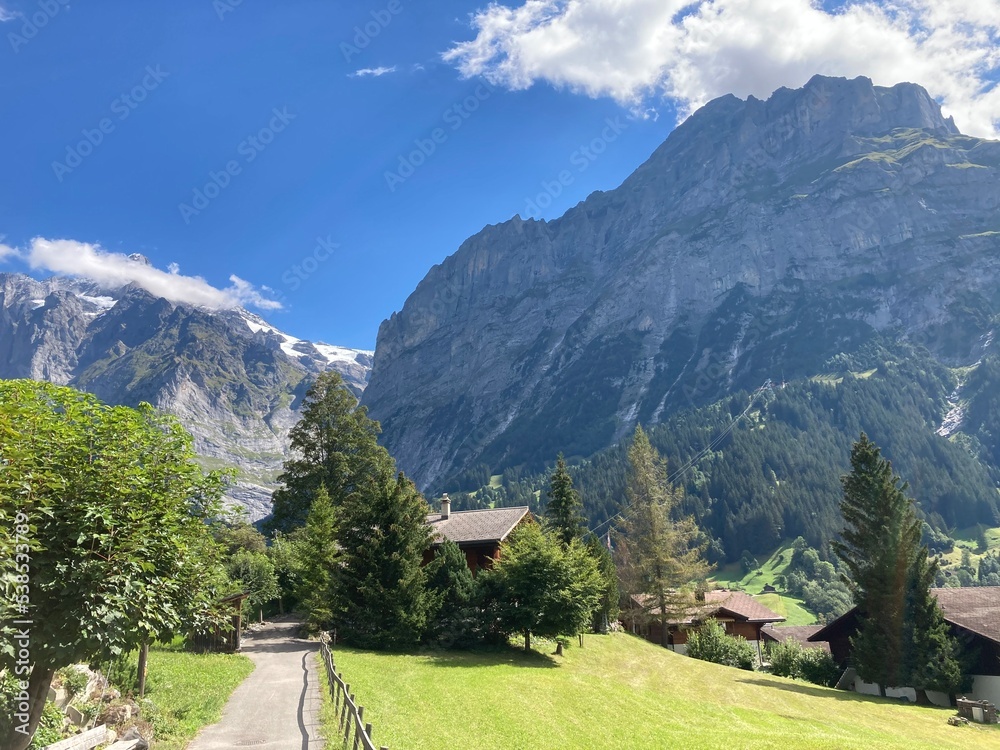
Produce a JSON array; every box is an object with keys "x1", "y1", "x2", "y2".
[
  {"x1": 425, "y1": 494, "x2": 533, "y2": 574},
  {"x1": 624, "y1": 589, "x2": 785, "y2": 657},
  {"x1": 809, "y1": 586, "x2": 1000, "y2": 707},
  {"x1": 760, "y1": 624, "x2": 831, "y2": 654}
]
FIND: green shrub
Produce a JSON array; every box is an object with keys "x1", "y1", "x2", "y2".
[
  {"x1": 686, "y1": 621, "x2": 756, "y2": 671},
  {"x1": 57, "y1": 666, "x2": 89, "y2": 699},
  {"x1": 799, "y1": 647, "x2": 842, "y2": 688},
  {"x1": 29, "y1": 701, "x2": 66, "y2": 750},
  {"x1": 768, "y1": 639, "x2": 803, "y2": 679}
]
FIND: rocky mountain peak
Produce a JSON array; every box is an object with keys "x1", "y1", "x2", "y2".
[{"x1": 363, "y1": 76, "x2": 1000, "y2": 491}]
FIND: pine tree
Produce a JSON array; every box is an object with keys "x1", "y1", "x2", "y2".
[
  {"x1": 294, "y1": 485, "x2": 339, "y2": 632},
  {"x1": 833, "y1": 433, "x2": 917, "y2": 693},
  {"x1": 833, "y1": 433, "x2": 961, "y2": 696},
  {"x1": 267, "y1": 372, "x2": 395, "y2": 533},
  {"x1": 615, "y1": 426, "x2": 710, "y2": 648},
  {"x1": 334, "y1": 472, "x2": 433, "y2": 649},
  {"x1": 904, "y1": 547, "x2": 963, "y2": 703},
  {"x1": 424, "y1": 539, "x2": 476, "y2": 647},
  {"x1": 585, "y1": 534, "x2": 620, "y2": 633},
  {"x1": 545, "y1": 454, "x2": 586, "y2": 546}
]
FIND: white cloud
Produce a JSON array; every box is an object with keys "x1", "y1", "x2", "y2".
[
  {"x1": 444, "y1": 0, "x2": 1000, "y2": 137},
  {"x1": 0, "y1": 5, "x2": 15, "y2": 23},
  {"x1": 0, "y1": 243, "x2": 18, "y2": 262},
  {"x1": 350, "y1": 65, "x2": 398, "y2": 78},
  {"x1": 20, "y1": 237, "x2": 282, "y2": 311}
]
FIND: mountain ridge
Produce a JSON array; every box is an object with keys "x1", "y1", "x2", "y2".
[
  {"x1": 362, "y1": 75, "x2": 1000, "y2": 492},
  {"x1": 0, "y1": 271, "x2": 373, "y2": 519}
]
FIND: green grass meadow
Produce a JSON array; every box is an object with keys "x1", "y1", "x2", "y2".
[
  {"x1": 141, "y1": 645, "x2": 253, "y2": 750},
  {"x1": 326, "y1": 633, "x2": 1000, "y2": 750}
]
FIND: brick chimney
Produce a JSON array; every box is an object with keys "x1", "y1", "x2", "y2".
[{"x1": 440, "y1": 493, "x2": 451, "y2": 520}]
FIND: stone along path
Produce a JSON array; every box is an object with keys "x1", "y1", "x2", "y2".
[{"x1": 187, "y1": 618, "x2": 325, "y2": 750}]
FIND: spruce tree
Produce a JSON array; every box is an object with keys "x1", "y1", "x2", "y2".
[
  {"x1": 267, "y1": 372, "x2": 395, "y2": 533},
  {"x1": 585, "y1": 534, "x2": 620, "y2": 633},
  {"x1": 904, "y1": 547, "x2": 963, "y2": 702},
  {"x1": 833, "y1": 433, "x2": 961, "y2": 696},
  {"x1": 334, "y1": 472, "x2": 433, "y2": 649},
  {"x1": 545, "y1": 454, "x2": 586, "y2": 546},
  {"x1": 424, "y1": 539, "x2": 476, "y2": 647},
  {"x1": 615, "y1": 426, "x2": 710, "y2": 648},
  {"x1": 294, "y1": 485, "x2": 339, "y2": 631}
]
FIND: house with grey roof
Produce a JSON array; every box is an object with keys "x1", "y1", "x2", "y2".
[{"x1": 424, "y1": 494, "x2": 533, "y2": 574}]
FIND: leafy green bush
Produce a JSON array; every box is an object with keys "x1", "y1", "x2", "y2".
[
  {"x1": 29, "y1": 701, "x2": 66, "y2": 750},
  {"x1": 57, "y1": 666, "x2": 89, "y2": 699},
  {"x1": 686, "y1": 621, "x2": 756, "y2": 671},
  {"x1": 768, "y1": 639, "x2": 803, "y2": 678},
  {"x1": 799, "y1": 647, "x2": 842, "y2": 688}
]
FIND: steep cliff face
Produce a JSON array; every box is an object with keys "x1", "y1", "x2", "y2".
[
  {"x1": 363, "y1": 75, "x2": 1000, "y2": 490},
  {"x1": 0, "y1": 273, "x2": 373, "y2": 519}
]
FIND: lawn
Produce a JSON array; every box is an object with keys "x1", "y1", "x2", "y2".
[
  {"x1": 327, "y1": 634, "x2": 1000, "y2": 750},
  {"x1": 140, "y1": 645, "x2": 253, "y2": 750}
]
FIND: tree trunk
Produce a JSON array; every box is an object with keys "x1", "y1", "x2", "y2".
[
  {"x1": 137, "y1": 641, "x2": 149, "y2": 698},
  {"x1": 914, "y1": 688, "x2": 931, "y2": 706},
  {"x1": 4, "y1": 665, "x2": 55, "y2": 750},
  {"x1": 524, "y1": 630, "x2": 531, "y2": 652},
  {"x1": 878, "y1": 683, "x2": 887, "y2": 698},
  {"x1": 659, "y1": 612, "x2": 669, "y2": 649}
]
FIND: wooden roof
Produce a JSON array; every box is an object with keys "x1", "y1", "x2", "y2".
[
  {"x1": 931, "y1": 587, "x2": 1000, "y2": 644},
  {"x1": 810, "y1": 587, "x2": 1000, "y2": 646},
  {"x1": 633, "y1": 590, "x2": 785, "y2": 625},
  {"x1": 428, "y1": 506, "x2": 531, "y2": 545},
  {"x1": 761, "y1": 625, "x2": 831, "y2": 653}
]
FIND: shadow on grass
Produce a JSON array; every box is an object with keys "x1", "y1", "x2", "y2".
[
  {"x1": 423, "y1": 646, "x2": 560, "y2": 670},
  {"x1": 736, "y1": 677, "x2": 949, "y2": 707}
]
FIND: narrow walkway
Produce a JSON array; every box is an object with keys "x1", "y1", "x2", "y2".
[{"x1": 187, "y1": 618, "x2": 324, "y2": 750}]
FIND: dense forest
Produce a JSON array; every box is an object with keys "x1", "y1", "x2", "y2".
[{"x1": 445, "y1": 341, "x2": 1000, "y2": 562}]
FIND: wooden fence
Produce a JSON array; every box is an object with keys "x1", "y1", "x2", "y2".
[{"x1": 320, "y1": 638, "x2": 388, "y2": 750}]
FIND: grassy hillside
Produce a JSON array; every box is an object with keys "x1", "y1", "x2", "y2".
[{"x1": 327, "y1": 634, "x2": 1000, "y2": 750}]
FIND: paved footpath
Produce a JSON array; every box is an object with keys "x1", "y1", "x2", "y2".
[{"x1": 187, "y1": 618, "x2": 325, "y2": 750}]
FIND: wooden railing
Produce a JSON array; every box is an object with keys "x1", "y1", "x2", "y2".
[{"x1": 320, "y1": 638, "x2": 388, "y2": 750}]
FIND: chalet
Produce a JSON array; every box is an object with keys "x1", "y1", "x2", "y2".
[
  {"x1": 809, "y1": 586, "x2": 1000, "y2": 706},
  {"x1": 624, "y1": 590, "x2": 785, "y2": 658},
  {"x1": 760, "y1": 624, "x2": 831, "y2": 654},
  {"x1": 425, "y1": 494, "x2": 533, "y2": 574}
]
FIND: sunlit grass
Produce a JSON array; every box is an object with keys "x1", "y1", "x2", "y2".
[
  {"x1": 327, "y1": 634, "x2": 999, "y2": 750},
  {"x1": 140, "y1": 646, "x2": 253, "y2": 750}
]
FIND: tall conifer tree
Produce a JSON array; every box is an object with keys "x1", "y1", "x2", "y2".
[
  {"x1": 834, "y1": 433, "x2": 961, "y2": 696},
  {"x1": 545, "y1": 454, "x2": 586, "y2": 546},
  {"x1": 615, "y1": 426, "x2": 710, "y2": 648}
]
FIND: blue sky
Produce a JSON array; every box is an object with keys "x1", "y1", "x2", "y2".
[
  {"x1": 1, "y1": 0, "x2": 996, "y2": 349},
  {"x1": 0, "y1": 0, "x2": 673, "y2": 349}
]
